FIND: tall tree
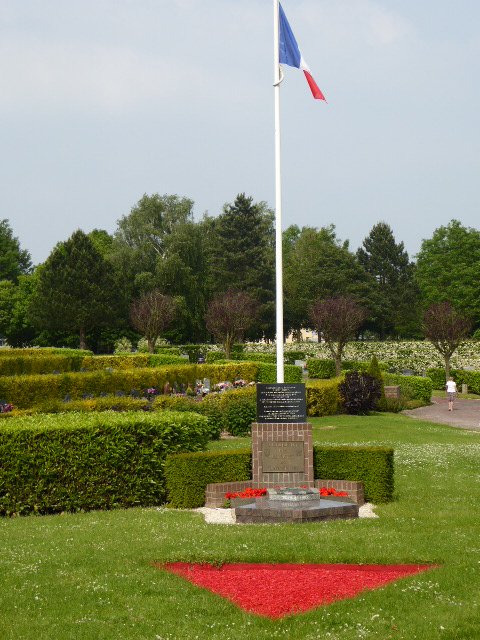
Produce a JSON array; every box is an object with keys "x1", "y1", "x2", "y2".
[
  {"x1": 205, "y1": 289, "x2": 258, "y2": 359},
  {"x1": 416, "y1": 220, "x2": 480, "y2": 326},
  {"x1": 310, "y1": 296, "x2": 367, "y2": 376},
  {"x1": 155, "y1": 221, "x2": 210, "y2": 343},
  {"x1": 0, "y1": 275, "x2": 37, "y2": 346},
  {"x1": 113, "y1": 193, "x2": 194, "y2": 275},
  {"x1": 283, "y1": 225, "x2": 375, "y2": 336},
  {"x1": 130, "y1": 290, "x2": 176, "y2": 353},
  {"x1": 357, "y1": 222, "x2": 420, "y2": 338},
  {"x1": 29, "y1": 230, "x2": 118, "y2": 349},
  {"x1": 0, "y1": 219, "x2": 32, "y2": 282},
  {"x1": 207, "y1": 194, "x2": 275, "y2": 340},
  {"x1": 424, "y1": 302, "x2": 472, "y2": 379}
]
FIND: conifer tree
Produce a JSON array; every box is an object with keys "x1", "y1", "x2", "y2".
[{"x1": 30, "y1": 230, "x2": 118, "y2": 349}]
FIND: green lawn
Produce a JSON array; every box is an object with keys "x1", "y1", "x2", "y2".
[{"x1": 1, "y1": 414, "x2": 479, "y2": 639}]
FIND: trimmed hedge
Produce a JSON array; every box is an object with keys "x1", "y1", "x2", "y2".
[
  {"x1": 81, "y1": 354, "x2": 149, "y2": 370},
  {"x1": 0, "y1": 410, "x2": 211, "y2": 516},
  {"x1": 255, "y1": 363, "x2": 302, "y2": 383},
  {"x1": 154, "y1": 395, "x2": 222, "y2": 439},
  {"x1": 0, "y1": 363, "x2": 261, "y2": 409},
  {"x1": 0, "y1": 352, "x2": 186, "y2": 376},
  {"x1": 28, "y1": 396, "x2": 152, "y2": 414},
  {"x1": 383, "y1": 373, "x2": 432, "y2": 404},
  {"x1": 307, "y1": 358, "x2": 336, "y2": 379},
  {"x1": 284, "y1": 350, "x2": 307, "y2": 364},
  {"x1": 0, "y1": 348, "x2": 92, "y2": 358},
  {"x1": 426, "y1": 368, "x2": 447, "y2": 390},
  {"x1": 165, "y1": 444, "x2": 394, "y2": 507},
  {"x1": 453, "y1": 370, "x2": 480, "y2": 394},
  {"x1": 165, "y1": 449, "x2": 252, "y2": 508},
  {"x1": 232, "y1": 352, "x2": 277, "y2": 364},
  {"x1": 206, "y1": 351, "x2": 226, "y2": 363},
  {"x1": 0, "y1": 354, "x2": 84, "y2": 376},
  {"x1": 307, "y1": 358, "x2": 388, "y2": 379},
  {"x1": 306, "y1": 379, "x2": 342, "y2": 416},
  {"x1": 154, "y1": 387, "x2": 256, "y2": 437},
  {"x1": 313, "y1": 445, "x2": 394, "y2": 503},
  {"x1": 427, "y1": 368, "x2": 480, "y2": 394},
  {"x1": 219, "y1": 386, "x2": 256, "y2": 436}
]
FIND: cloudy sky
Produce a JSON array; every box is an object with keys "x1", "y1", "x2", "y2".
[{"x1": 1, "y1": 0, "x2": 479, "y2": 264}]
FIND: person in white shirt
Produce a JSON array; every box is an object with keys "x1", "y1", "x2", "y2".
[{"x1": 446, "y1": 377, "x2": 457, "y2": 412}]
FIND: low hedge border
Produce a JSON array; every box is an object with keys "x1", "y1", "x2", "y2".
[
  {"x1": 0, "y1": 410, "x2": 211, "y2": 516},
  {"x1": 165, "y1": 444, "x2": 394, "y2": 508},
  {"x1": 165, "y1": 449, "x2": 252, "y2": 508},
  {"x1": 383, "y1": 373, "x2": 432, "y2": 404},
  {"x1": 0, "y1": 363, "x2": 262, "y2": 409},
  {"x1": 427, "y1": 368, "x2": 480, "y2": 394}
]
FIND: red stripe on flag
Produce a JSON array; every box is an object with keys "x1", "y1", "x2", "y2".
[{"x1": 304, "y1": 70, "x2": 326, "y2": 101}]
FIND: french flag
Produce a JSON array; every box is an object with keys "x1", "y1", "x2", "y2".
[{"x1": 279, "y1": 3, "x2": 326, "y2": 101}]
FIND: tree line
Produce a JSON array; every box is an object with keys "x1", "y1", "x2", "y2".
[{"x1": 0, "y1": 193, "x2": 479, "y2": 352}]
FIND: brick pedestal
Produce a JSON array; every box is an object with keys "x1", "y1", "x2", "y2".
[{"x1": 251, "y1": 422, "x2": 314, "y2": 488}]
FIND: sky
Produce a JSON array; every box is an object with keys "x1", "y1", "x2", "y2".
[{"x1": 1, "y1": 0, "x2": 479, "y2": 265}]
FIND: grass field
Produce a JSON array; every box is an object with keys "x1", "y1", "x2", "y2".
[{"x1": 1, "y1": 414, "x2": 479, "y2": 639}]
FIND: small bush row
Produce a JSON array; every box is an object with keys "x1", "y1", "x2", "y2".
[
  {"x1": 0, "y1": 410, "x2": 211, "y2": 516},
  {"x1": 383, "y1": 373, "x2": 432, "y2": 404},
  {"x1": 155, "y1": 386, "x2": 256, "y2": 437},
  {"x1": 0, "y1": 363, "x2": 263, "y2": 409},
  {"x1": 427, "y1": 368, "x2": 480, "y2": 394},
  {"x1": 164, "y1": 444, "x2": 394, "y2": 508},
  {"x1": 307, "y1": 358, "x2": 389, "y2": 379}
]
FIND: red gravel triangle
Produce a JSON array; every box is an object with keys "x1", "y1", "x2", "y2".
[{"x1": 161, "y1": 562, "x2": 435, "y2": 618}]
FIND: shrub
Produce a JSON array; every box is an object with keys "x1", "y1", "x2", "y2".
[
  {"x1": 428, "y1": 368, "x2": 480, "y2": 395},
  {"x1": 426, "y1": 368, "x2": 446, "y2": 390},
  {"x1": 81, "y1": 355, "x2": 150, "y2": 370},
  {"x1": 0, "y1": 411, "x2": 211, "y2": 516},
  {"x1": 232, "y1": 353, "x2": 277, "y2": 364},
  {"x1": 147, "y1": 354, "x2": 187, "y2": 366},
  {"x1": 165, "y1": 444, "x2": 394, "y2": 507},
  {"x1": 0, "y1": 363, "x2": 261, "y2": 409},
  {"x1": 454, "y1": 370, "x2": 480, "y2": 395},
  {"x1": 165, "y1": 449, "x2": 252, "y2": 508},
  {"x1": 219, "y1": 386, "x2": 256, "y2": 436},
  {"x1": 206, "y1": 351, "x2": 226, "y2": 363},
  {"x1": 113, "y1": 337, "x2": 133, "y2": 353},
  {"x1": 313, "y1": 445, "x2": 394, "y2": 503},
  {"x1": 32, "y1": 396, "x2": 151, "y2": 414},
  {"x1": 375, "y1": 397, "x2": 407, "y2": 413},
  {"x1": 367, "y1": 355, "x2": 385, "y2": 407},
  {"x1": 306, "y1": 379, "x2": 342, "y2": 416},
  {"x1": 339, "y1": 372, "x2": 382, "y2": 415},
  {"x1": 0, "y1": 354, "x2": 84, "y2": 376},
  {"x1": 153, "y1": 395, "x2": 222, "y2": 440},
  {"x1": 255, "y1": 363, "x2": 302, "y2": 383},
  {"x1": 383, "y1": 373, "x2": 432, "y2": 404},
  {"x1": 0, "y1": 348, "x2": 92, "y2": 358},
  {"x1": 306, "y1": 358, "x2": 336, "y2": 379},
  {"x1": 284, "y1": 351, "x2": 307, "y2": 365}
]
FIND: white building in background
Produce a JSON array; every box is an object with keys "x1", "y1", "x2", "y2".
[{"x1": 285, "y1": 329, "x2": 318, "y2": 344}]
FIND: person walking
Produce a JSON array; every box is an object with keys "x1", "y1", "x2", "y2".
[{"x1": 446, "y1": 377, "x2": 457, "y2": 412}]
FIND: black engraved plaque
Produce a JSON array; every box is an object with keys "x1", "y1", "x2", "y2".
[{"x1": 256, "y1": 383, "x2": 307, "y2": 423}]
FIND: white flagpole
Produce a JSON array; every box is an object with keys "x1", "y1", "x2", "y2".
[{"x1": 273, "y1": 0, "x2": 284, "y2": 383}]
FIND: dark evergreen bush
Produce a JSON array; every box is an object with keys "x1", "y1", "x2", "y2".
[{"x1": 339, "y1": 371, "x2": 382, "y2": 415}]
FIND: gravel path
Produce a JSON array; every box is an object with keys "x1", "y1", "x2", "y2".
[{"x1": 402, "y1": 397, "x2": 480, "y2": 431}]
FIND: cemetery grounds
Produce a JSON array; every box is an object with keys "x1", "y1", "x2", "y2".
[{"x1": 0, "y1": 413, "x2": 479, "y2": 639}]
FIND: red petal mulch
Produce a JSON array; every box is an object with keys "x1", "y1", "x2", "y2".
[{"x1": 159, "y1": 562, "x2": 436, "y2": 619}]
